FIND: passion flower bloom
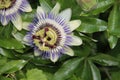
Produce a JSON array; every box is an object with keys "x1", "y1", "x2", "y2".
[
  {"x1": 24, "y1": 3, "x2": 82, "y2": 62},
  {"x1": 0, "y1": 0, "x2": 32, "y2": 30}
]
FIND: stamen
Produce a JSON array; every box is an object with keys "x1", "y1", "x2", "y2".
[
  {"x1": 33, "y1": 24, "x2": 62, "y2": 51},
  {"x1": 45, "y1": 27, "x2": 49, "y2": 32},
  {"x1": 32, "y1": 35, "x2": 36, "y2": 39},
  {"x1": 50, "y1": 45, "x2": 56, "y2": 48},
  {"x1": 32, "y1": 35, "x2": 40, "y2": 39},
  {"x1": 45, "y1": 42, "x2": 56, "y2": 49},
  {"x1": 44, "y1": 27, "x2": 49, "y2": 37},
  {"x1": 0, "y1": 0, "x2": 16, "y2": 9}
]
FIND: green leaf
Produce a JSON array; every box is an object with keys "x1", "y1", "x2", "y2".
[
  {"x1": 22, "y1": 9, "x2": 36, "y2": 22},
  {"x1": 107, "y1": 3, "x2": 120, "y2": 48},
  {"x1": 0, "y1": 76, "x2": 12, "y2": 80},
  {"x1": 16, "y1": 71, "x2": 26, "y2": 80},
  {"x1": 53, "y1": 58, "x2": 84, "y2": 80},
  {"x1": 0, "y1": 38, "x2": 25, "y2": 49},
  {"x1": 20, "y1": 79, "x2": 27, "y2": 80},
  {"x1": 111, "y1": 71, "x2": 120, "y2": 80},
  {"x1": 90, "y1": 54, "x2": 120, "y2": 66},
  {"x1": 88, "y1": 60, "x2": 101, "y2": 80},
  {"x1": 58, "y1": 0, "x2": 82, "y2": 16},
  {"x1": 108, "y1": 3, "x2": 120, "y2": 37},
  {"x1": 44, "y1": 72, "x2": 53, "y2": 80},
  {"x1": 26, "y1": 69, "x2": 47, "y2": 80},
  {"x1": 85, "y1": 0, "x2": 114, "y2": 15},
  {"x1": 76, "y1": 60, "x2": 101, "y2": 80},
  {"x1": 73, "y1": 45, "x2": 91, "y2": 57},
  {"x1": 0, "y1": 23, "x2": 13, "y2": 38},
  {"x1": 0, "y1": 60, "x2": 27, "y2": 74},
  {"x1": 76, "y1": 60, "x2": 92, "y2": 80},
  {"x1": 0, "y1": 57, "x2": 7, "y2": 66},
  {"x1": 109, "y1": 41, "x2": 120, "y2": 59},
  {"x1": 77, "y1": 17, "x2": 107, "y2": 33},
  {"x1": 108, "y1": 35, "x2": 118, "y2": 49},
  {"x1": 68, "y1": 75, "x2": 82, "y2": 80},
  {"x1": 0, "y1": 48, "x2": 14, "y2": 58}
]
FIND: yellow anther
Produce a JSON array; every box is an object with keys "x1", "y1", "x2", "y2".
[
  {"x1": 33, "y1": 27, "x2": 58, "y2": 51},
  {"x1": 0, "y1": 0, "x2": 12, "y2": 9}
]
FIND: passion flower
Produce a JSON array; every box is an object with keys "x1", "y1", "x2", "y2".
[
  {"x1": 0, "y1": 0, "x2": 32, "y2": 30},
  {"x1": 24, "y1": 3, "x2": 82, "y2": 62}
]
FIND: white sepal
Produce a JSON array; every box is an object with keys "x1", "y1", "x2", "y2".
[
  {"x1": 69, "y1": 20, "x2": 81, "y2": 31},
  {"x1": 34, "y1": 49, "x2": 41, "y2": 56},
  {"x1": 59, "y1": 8, "x2": 72, "y2": 21},
  {"x1": 70, "y1": 36, "x2": 82, "y2": 46},
  {"x1": 64, "y1": 46, "x2": 74, "y2": 56},
  {"x1": 50, "y1": 53, "x2": 59, "y2": 63},
  {"x1": 51, "y1": 2, "x2": 61, "y2": 14},
  {"x1": 11, "y1": 14, "x2": 22, "y2": 30}
]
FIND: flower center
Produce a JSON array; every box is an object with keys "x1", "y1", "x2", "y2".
[
  {"x1": 33, "y1": 26, "x2": 60, "y2": 51},
  {"x1": 0, "y1": 0, "x2": 16, "y2": 9}
]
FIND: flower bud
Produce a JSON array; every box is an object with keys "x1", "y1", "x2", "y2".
[{"x1": 76, "y1": 0, "x2": 97, "y2": 11}]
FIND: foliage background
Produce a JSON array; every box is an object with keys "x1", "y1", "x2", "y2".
[{"x1": 0, "y1": 0, "x2": 120, "y2": 80}]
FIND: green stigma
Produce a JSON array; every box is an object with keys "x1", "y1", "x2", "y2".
[
  {"x1": 0, "y1": 0, "x2": 13, "y2": 9},
  {"x1": 33, "y1": 27, "x2": 58, "y2": 51}
]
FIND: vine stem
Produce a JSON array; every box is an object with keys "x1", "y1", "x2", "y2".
[{"x1": 103, "y1": 67, "x2": 112, "y2": 80}]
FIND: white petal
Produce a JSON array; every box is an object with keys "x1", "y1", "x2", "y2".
[
  {"x1": 37, "y1": 6, "x2": 44, "y2": 14},
  {"x1": 23, "y1": 34, "x2": 30, "y2": 43},
  {"x1": 20, "y1": 3, "x2": 32, "y2": 12},
  {"x1": 1, "y1": 16, "x2": 8, "y2": 26},
  {"x1": 23, "y1": 35, "x2": 29, "y2": 42},
  {"x1": 20, "y1": 1, "x2": 32, "y2": 12},
  {"x1": 22, "y1": 35, "x2": 32, "y2": 46},
  {"x1": 50, "y1": 53, "x2": 59, "y2": 63},
  {"x1": 59, "y1": 8, "x2": 72, "y2": 21},
  {"x1": 40, "y1": 0, "x2": 52, "y2": 13},
  {"x1": 34, "y1": 49, "x2": 41, "y2": 56},
  {"x1": 22, "y1": 22, "x2": 30, "y2": 30},
  {"x1": 11, "y1": 14, "x2": 22, "y2": 30},
  {"x1": 69, "y1": 20, "x2": 81, "y2": 31},
  {"x1": 5, "y1": 0, "x2": 22, "y2": 15},
  {"x1": 0, "y1": 11, "x2": 9, "y2": 26},
  {"x1": 51, "y1": 2, "x2": 60, "y2": 14},
  {"x1": 37, "y1": 6, "x2": 45, "y2": 19},
  {"x1": 70, "y1": 36, "x2": 82, "y2": 46},
  {"x1": 64, "y1": 46, "x2": 74, "y2": 56}
]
